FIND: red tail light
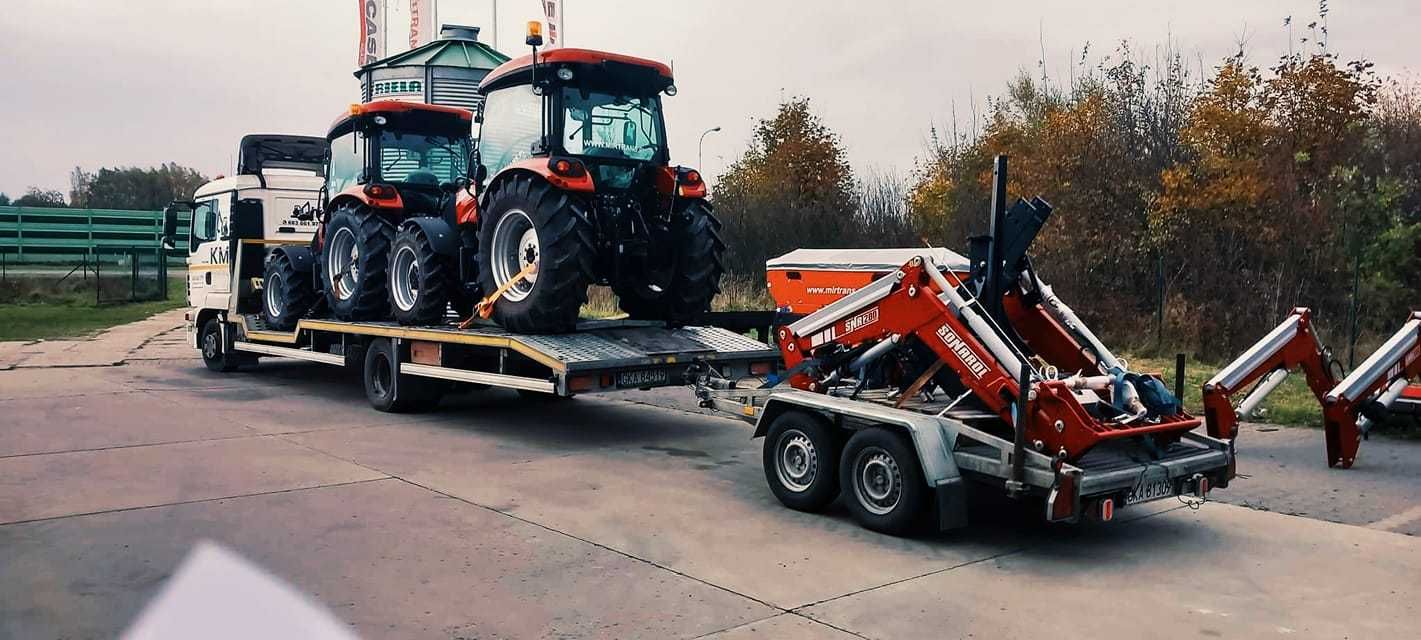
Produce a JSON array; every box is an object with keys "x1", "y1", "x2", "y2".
[
  {"x1": 1100, "y1": 498, "x2": 1115, "y2": 522},
  {"x1": 550, "y1": 157, "x2": 587, "y2": 178},
  {"x1": 364, "y1": 183, "x2": 397, "y2": 199}
]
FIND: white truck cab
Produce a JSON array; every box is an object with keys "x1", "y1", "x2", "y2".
[{"x1": 164, "y1": 135, "x2": 329, "y2": 356}]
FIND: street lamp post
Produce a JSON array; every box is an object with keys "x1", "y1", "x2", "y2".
[{"x1": 698, "y1": 126, "x2": 721, "y2": 172}]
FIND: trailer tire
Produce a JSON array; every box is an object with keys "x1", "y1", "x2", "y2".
[
  {"x1": 478, "y1": 175, "x2": 595, "y2": 333},
  {"x1": 363, "y1": 338, "x2": 439, "y2": 413},
  {"x1": 323, "y1": 203, "x2": 393, "y2": 321},
  {"x1": 763, "y1": 411, "x2": 840, "y2": 512},
  {"x1": 262, "y1": 251, "x2": 317, "y2": 331},
  {"x1": 199, "y1": 318, "x2": 245, "y2": 373},
  {"x1": 616, "y1": 199, "x2": 725, "y2": 325},
  {"x1": 840, "y1": 427, "x2": 927, "y2": 535},
  {"x1": 389, "y1": 224, "x2": 457, "y2": 326}
]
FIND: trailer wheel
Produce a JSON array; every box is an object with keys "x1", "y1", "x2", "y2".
[
  {"x1": 763, "y1": 411, "x2": 840, "y2": 512},
  {"x1": 199, "y1": 318, "x2": 245, "y2": 373},
  {"x1": 363, "y1": 338, "x2": 439, "y2": 413},
  {"x1": 840, "y1": 427, "x2": 927, "y2": 535},
  {"x1": 389, "y1": 224, "x2": 457, "y2": 326}
]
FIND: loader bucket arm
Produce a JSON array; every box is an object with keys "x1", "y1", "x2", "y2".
[
  {"x1": 1322, "y1": 312, "x2": 1421, "y2": 468},
  {"x1": 779, "y1": 256, "x2": 1201, "y2": 462},
  {"x1": 1201, "y1": 308, "x2": 1338, "y2": 442}
]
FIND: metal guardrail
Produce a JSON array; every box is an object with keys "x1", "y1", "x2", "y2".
[{"x1": 0, "y1": 206, "x2": 191, "y2": 263}]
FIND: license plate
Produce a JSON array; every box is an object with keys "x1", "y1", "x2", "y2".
[
  {"x1": 1125, "y1": 477, "x2": 1178, "y2": 505},
  {"x1": 616, "y1": 368, "x2": 670, "y2": 388}
]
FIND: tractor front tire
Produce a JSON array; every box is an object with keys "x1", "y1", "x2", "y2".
[
  {"x1": 477, "y1": 175, "x2": 595, "y2": 333},
  {"x1": 261, "y1": 251, "x2": 317, "y2": 331},
  {"x1": 322, "y1": 204, "x2": 393, "y2": 321},
  {"x1": 389, "y1": 224, "x2": 457, "y2": 326},
  {"x1": 617, "y1": 199, "x2": 725, "y2": 325}
]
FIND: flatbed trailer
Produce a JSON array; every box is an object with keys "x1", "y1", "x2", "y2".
[{"x1": 201, "y1": 312, "x2": 781, "y2": 408}]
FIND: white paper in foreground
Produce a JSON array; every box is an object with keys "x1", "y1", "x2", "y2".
[{"x1": 121, "y1": 541, "x2": 360, "y2": 640}]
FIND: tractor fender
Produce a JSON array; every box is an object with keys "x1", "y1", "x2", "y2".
[
  {"x1": 489, "y1": 159, "x2": 596, "y2": 195},
  {"x1": 754, "y1": 390, "x2": 969, "y2": 530},
  {"x1": 271, "y1": 245, "x2": 315, "y2": 273},
  {"x1": 398, "y1": 216, "x2": 459, "y2": 257}
]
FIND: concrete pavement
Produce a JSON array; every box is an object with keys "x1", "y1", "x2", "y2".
[{"x1": 1, "y1": 314, "x2": 1419, "y2": 638}]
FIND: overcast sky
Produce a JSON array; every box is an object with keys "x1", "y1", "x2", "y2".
[{"x1": 1, "y1": 0, "x2": 1417, "y2": 199}]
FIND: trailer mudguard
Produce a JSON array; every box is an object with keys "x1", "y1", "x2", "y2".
[
  {"x1": 400, "y1": 216, "x2": 459, "y2": 257},
  {"x1": 754, "y1": 390, "x2": 969, "y2": 529}
]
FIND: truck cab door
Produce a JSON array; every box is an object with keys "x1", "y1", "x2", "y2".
[{"x1": 187, "y1": 195, "x2": 232, "y2": 309}]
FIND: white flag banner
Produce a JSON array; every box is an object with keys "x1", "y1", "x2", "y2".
[
  {"x1": 358, "y1": 0, "x2": 386, "y2": 66},
  {"x1": 409, "y1": 0, "x2": 435, "y2": 49},
  {"x1": 542, "y1": 0, "x2": 562, "y2": 48}
]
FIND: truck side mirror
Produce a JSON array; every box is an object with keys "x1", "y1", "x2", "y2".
[{"x1": 161, "y1": 201, "x2": 190, "y2": 251}]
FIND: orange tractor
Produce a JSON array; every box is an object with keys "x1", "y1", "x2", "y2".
[{"x1": 262, "y1": 24, "x2": 723, "y2": 334}]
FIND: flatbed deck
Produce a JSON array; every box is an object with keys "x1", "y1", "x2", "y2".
[{"x1": 228, "y1": 314, "x2": 781, "y2": 396}]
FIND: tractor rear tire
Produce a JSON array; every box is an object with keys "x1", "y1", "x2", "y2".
[
  {"x1": 617, "y1": 199, "x2": 725, "y2": 325},
  {"x1": 389, "y1": 224, "x2": 457, "y2": 326},
  {"x1": 323, "y1": 203, "x2": 393, "y2": 321},
  {"x1": 261, "y1": 251, "x2": 317, "y2": 331},
  {"x1": 477, "y1": 175, "x2": 596, "y2": 333}
]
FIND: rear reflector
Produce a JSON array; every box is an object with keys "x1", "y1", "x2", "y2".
[
  {"x1": 1046, "y1": 470, "x2": 1078, "y2": 522},
  {"x1": 1195, "y1": 475, "x2": 1210, "y2": 498},
  {"x1": 569, "y1": 375, "x2": 598, "y2": 392},
  {"x1": 750, "y1": 361, "x2": 773, "y2": 376},
  {"x1": 1100, "y1": 498, "x2": 1115, "y2": 522}
]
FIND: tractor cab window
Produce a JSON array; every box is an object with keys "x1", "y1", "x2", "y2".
[
  {"x1": 561, "y1": 90, "x2": 663, "y2": 162},
  {"x1": 328, "y1": 132, "x2": 364, "y2": 195},
  {"x1": 375, "y1": 131, "x2": 470, "y2": 188},
  {"x1": 479, "y1": 86, "x2": 544, "y2": 178}
]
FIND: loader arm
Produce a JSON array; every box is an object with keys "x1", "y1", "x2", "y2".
[
  {"x1": 779, "y1": 256, "x2": 1201, "y2": 462},
  {"x1": 1201, "y1": 308, "x2": 1338, "y2": 442},
  {"x1": 1322, "y1": 312, "x2": 1421, "y2": 468}
]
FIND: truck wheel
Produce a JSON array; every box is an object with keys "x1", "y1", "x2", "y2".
[
  {"x1": 477, "y1": 175, "x2": 595, "y2": 333},
  {"x1": 323, "y1": 203, "x2": 392, "y2": 321},
  {"x1": 616, "y1": 199, "x2": 725, "y2": 325},
  {"x1": 362, "y1": 338, "x2": 439, "y2": 413},
  {"x1": 389, "y1": 224, "x2": 456, "y2": 326},
  {"x1": 262, "y1": 252, "x2": 316, "y2": 331},
  {"x1": 763, "y1": 411, "x2": 840, "y2": 512},
  {"x1": 840, "y1": 427, "x2": 928, "y2": 535},
  {"x1": 199, "y1": 318, "x2": 244, "y2": 373}
]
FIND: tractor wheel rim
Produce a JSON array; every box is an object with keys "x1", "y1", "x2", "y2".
[
  {"x1": 326, "y1": 227, "x2": 358, "y2": 301},
  {"x1": 854, "y1": 447, "x2": 902, "y2": 515},
  {"x1": 391, "y1": 244, "x2": 420, "y2": 312},
  {"x1": 490, "y1": 209, "x2": 538, "y2": 303},
  {"x1": 774, "y1": 429, "x2": 817, "y2": 492},
  {"x1": 266, "y1": 272, "x2": 285, "y2": 318}
]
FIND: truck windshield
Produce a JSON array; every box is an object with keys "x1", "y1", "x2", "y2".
[
  {"x1": 376, "y1": 131, "x2": 470, "y2": 188},
  {"x1": 562, "y1": 89, "x2": 663, "y2": 162}
]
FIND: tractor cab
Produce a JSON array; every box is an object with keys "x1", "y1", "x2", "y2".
[
  {"x1": 324, "y1": 100, "x2": 473, "y2": 217},
  {"x1": 475, "y1": 47, "x2": 676, "y2": 191}
]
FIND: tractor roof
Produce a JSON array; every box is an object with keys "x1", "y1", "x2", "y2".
[
  {"x1": 326, "y1": 100, "x2": 472, "y2": 139},
  {"x1": 479, "y1": 48, "x2": 674, "y2": 93}
]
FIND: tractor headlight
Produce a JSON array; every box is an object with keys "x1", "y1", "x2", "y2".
[
  {"x1": 556, "y1": 67, "x2": 574, "y2": 81},
  {"x1": 664, "y1": 84, "x2": 678, "y2": 96}
]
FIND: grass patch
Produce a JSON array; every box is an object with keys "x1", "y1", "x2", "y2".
[
  {"x1": 580, "y1": 275, "x2": 774, "y2": 319},
  {"x1": 0, "y1": 275, "x2": 185, "y2": 342},
  {"x1": 1122, "y1": 353, "x2": 1326, "y2": 428}
]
